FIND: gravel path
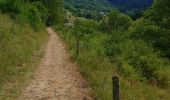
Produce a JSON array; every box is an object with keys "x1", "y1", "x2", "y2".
[{"x1": 20, "y1": 28, "x2": 93, "y2": 100}]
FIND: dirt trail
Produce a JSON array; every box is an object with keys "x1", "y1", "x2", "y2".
[{"x1": 20, "y1": 28, "x2": 93, "y2": 100}]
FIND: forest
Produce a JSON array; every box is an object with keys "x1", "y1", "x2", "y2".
[{"x1": 0, "y1": 0, "x2": 170, "y2": 100}]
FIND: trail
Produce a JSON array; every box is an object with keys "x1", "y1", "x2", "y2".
[{"x1": 20, "y1": 28, "x2": 93, "y2": 100}]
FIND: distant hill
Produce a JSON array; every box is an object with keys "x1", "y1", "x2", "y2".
[
  {"x1": 64, "y1": 0, "x2": 112, "y2": 12},
  {"x1": 107, "y1": 0, "x2": 153, "y2": 12},
  {"x1": 64, "y1": 0, "x2": 112, "y2": 20},
  {"x1": 65, "y1": 0, "x2": 153, "y2": 12},
  {"x1": 64, "y1": 0, "x2": 153, "y2": 19}
]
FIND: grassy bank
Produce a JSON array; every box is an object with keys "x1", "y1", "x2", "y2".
[
  {"x1": 0, "y1": 14, "x2": 48, "y2": 99},
  {"x1": 56, "y1": 26, "x2": 170, "y2": 100}
]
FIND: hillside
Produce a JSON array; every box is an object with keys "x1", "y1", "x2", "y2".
[
  {"x1": 0, "y1": 0, "x2": 170, "y2": 99},
  {"x1": 64, "y1": 0, "x2": 153, "y2": 19},
  {"x1": 59, "y1": 0, "x2": 170, "y2": 99},
  {"x1": 0, "y1": 13, "x2": 48, "y2": 99},
  {"x1": 65, "y1": 0, "x2": 111, "y2": 12},
  {"x1": 107, "y1": 0, "x2": 153, "y2": 12},
  {"x1": 64, "y1": 0, "x2": 112, "y2": 20},
  {"x1": 0, "y1": 0, "x2": 63, "y2": 99}
]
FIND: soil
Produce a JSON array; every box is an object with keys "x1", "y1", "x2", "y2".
[{"x1": 20, "y1": 28, "x2": 93, "y2": 100}]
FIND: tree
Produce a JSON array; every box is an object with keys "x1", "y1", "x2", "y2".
[
  {"x1": 73, "y1": 19, "x2": 92, "y2": 56},
  {"x1": 143, "y1": 0, "x2": 170, "y2": 58},
  {"x1": 144, "y1": 0, "x2": 170, "y2": 25},
  {"x1": 43, "y1": 0, "x2": 64, "y2": 25},
  {"x1": 108, "y1": 10, "x2": 132, "y2": 31}
]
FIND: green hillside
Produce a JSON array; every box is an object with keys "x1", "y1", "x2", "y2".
[
  {"x1": 0, "y1": 14, "x2": 48, "y2": 99},
  {"x1": 0, "y1": 0, "x2": 169, "y2": 99},
  {"x1": 0, "y1": 0, "x2": 64, "y2": 99},
  {"x1": 64, "y1": 0, "x2": 112, "y2": 20},
  {"x1": 64, "y1": 0, "x2": 153, "y2": 19},
  {"x1": 58, "y1": 0, "x2": 170, "y2": 99}
]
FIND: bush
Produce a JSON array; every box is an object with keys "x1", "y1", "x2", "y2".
[
  {"x1": 129, "y1": 18, "x2": 162, "y2": 44},
  {"x1": 21, "y1": 4, "x2": 43, "y2": 30},
  {"x1": 31, "y1": 1, "x2": 48, "y2": 24},
  {"x1": 104, "y1": 32, "x2": 169, "y2": 87},
  {"x1": 0, "y1": 0, "x2": 44, "y2": 30},
  {"x1": 129, "y1": 18, "x2": 170, "y2": 58},
  {"x1": 0, "y1": 0, "x2": 23, "y2": 17}
]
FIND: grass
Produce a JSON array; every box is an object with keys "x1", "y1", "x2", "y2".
[
  {"x1": 0, "y1": 13, "x2": 48, "y2": 100},
  {"x1": 56, "y1": 27, "x2": 170, "y2": 100}
]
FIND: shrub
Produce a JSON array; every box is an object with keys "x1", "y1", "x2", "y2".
[
  {"x1": 31, "y1": 1, "x2": 48, "y2": 24},
  {"x1": 21, "y1": 4, "x2": 43, "y2": 30},
  {"x1": 105, "y1": 33, "x2": 169, "y2": 87},
  {"x1": 0, "y1": 0, "x2": 23, "y2": 17},
  {"x1": 0, "y1": 0, "x2": 44, "y2": 30},
  {"x1": 129, "y1": 18, "x2": 170, "y2": 58}
]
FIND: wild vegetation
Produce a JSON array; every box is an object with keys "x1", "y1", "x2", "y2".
[
  {"x1": 64, "y1": 0, "x2": 112, "y2": 20},
  {"x1": 57, "y1": 0, "x2": 170, "y2": 99},
  {"x1": 64, "y1": 0, "x2": 153, "y2": 20},
  {"x1": 0, "y1": 0, "x2": 63, "y2": 99},
  {"x1": 0, "y1": 0, "x2": 169, "y2": 99}
]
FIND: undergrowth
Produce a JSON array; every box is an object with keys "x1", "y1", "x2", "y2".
[
  {"x1": 0, "y1": 14, "x2": 48, "y2": 100},
  {"x1": 56, "y1": 27, "x2": 170, "y2": 100}
]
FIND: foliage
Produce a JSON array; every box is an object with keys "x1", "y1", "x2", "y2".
[
  {"x1": 55, "y1": 0, "x2": 170, "y2": 95},
  {"x1": 0, "y1": 0, "x2": 64, "y2": 26},
  {"x1": 31, "y1": 1, "x2": 48, "y2": 24},
  {"x1": 42, "y1": 0, "x2": 64, "y2": 25},
  {"x1": 0, "y1": 13, "x2": 48, "y2": 99},
  {"x1": 60, "y1": 0, "x2": 170, "y2": 98},
  {"x1": 99, "y1": 10, "x2": 132, "y2": 32},
  {"x1": 0, "y1": 0, "x2": 64, "y2": 99},
  {"x1": 127, "y1": 0, "x2": 170, "y2": 58},
  {"x1": 57, "y1": 25, "x2": 170, "y2": 99},
  {"x1": 107, "y1": 0, "x2": 153, "y2": 12},
  {"x1": 64, "y1": 0, "x2": 112, "y2": 20},
  {"x1": 0, "y1": 0, "x2": 44, "y2": 29},
  {"x1": 108, "y1": 10, "x2": 132, "y2": 31},
  {"x1": 105, "y1": 35, "x2": 169, "y2": 85},
  {"x1": 64, "y1": 0, "x2": 153, "y2": 20},
  {"x1": 22, "y1": 4, "x2": 44, "y2": 30},
  {"x1": 144, "y1": 0, "x2": 170, "y2": 25},
  {"x1": 102, "y1": 0, "x2": 170, "y2": 89},
  {"x1": 129, "y1": 18, "x2": 170, "y2": 57},
  {"x1": 62, "y1": 0, "x2": 170, "y2": 98},
  {"x1": 142, "y1": 0, "x2": 170, "y2": 58}
]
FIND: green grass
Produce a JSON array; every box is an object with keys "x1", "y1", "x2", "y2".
[
  {"x1": 0, "y1": 14, "x2": 48, "y2": 100},
  {"x1": 56, "y1": 27, "x2": 170, "y2": 100}
]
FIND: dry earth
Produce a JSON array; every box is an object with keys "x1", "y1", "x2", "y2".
[{"x1": 20, "y1": 28, "x2": 93, "y2": 100}]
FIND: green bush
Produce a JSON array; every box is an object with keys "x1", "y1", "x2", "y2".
[
  {"x1": 105, "y1": 32, "x2": 170, "y2": 87},
  {"x1": 99, "y1": 10, "x2": 132, "y2": 32},
  {"x1": 0, "y1": 0, "x2": 23, "y2": 17},
  {"x1": 21, "y1": 4, "x2": 43, "y2": 30},
  {"x1": 129, "y1": 18, "x2": 162, "y2": 44},
  {"x1": 0, "y1": 0, "x2": 44, "y2": 29},
  {"x1": 129, "y1": 18, "x2": 170, "y2": 58},
  {"x1": 31, "y1": 1, "x2": 48, "y2": 24},
  {"x1": 58, "y1": 26, "x2": 170, "y2": 100}
]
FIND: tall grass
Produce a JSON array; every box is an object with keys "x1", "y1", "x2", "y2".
[
  {"x1": 0, "y1": 14, "x2": 48, "y2": 99},
  {"x1": 56, "y1": 27, "x2": 170, "y2": 100}
]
